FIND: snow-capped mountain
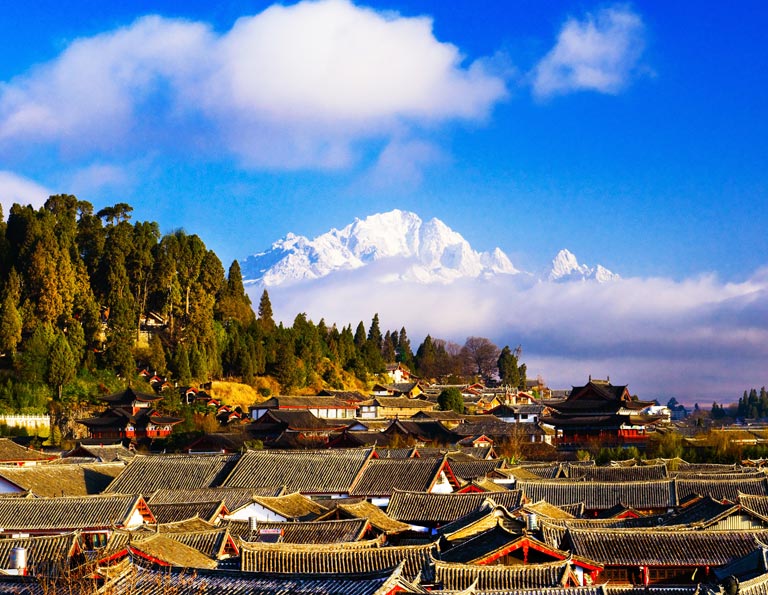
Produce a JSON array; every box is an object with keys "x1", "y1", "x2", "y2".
[
  {"x1": 241, "y1": 209, "x2": 518, "y2": 286},
  {"x1": 548, "y1": 249, "x2": 619, "y2": 283}
]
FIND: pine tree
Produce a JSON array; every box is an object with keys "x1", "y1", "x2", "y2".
[
  {"x1": 17, "y1": 323, "x2": 55, "y2": 384},
  {"x1": 148, "y1": 333, "x2": 167, "y2": 374},
  {"x1": 173, "y1": 344, "x2": 191, "y2": 384},
  {"x1": 189, "y1": 344, "x2": 208, "y2": 382},
  {"x1": 273, "y1": 331, "x2": 299, "y2": 392},
  {"x1": 217, "y1": 260, "x2": 254, "y2": 326},
  {"x1": 65, "y1": 319, "x2": 86, "y2": 368},
  {"x1": 497, "y1": 346, "x2": 520, "y2": 388},
  {"x1": 258, "y1": 289, "x2": 274, "y2": 329},
  {"x1": 415, "y1": 335, "x2": 437, "y2": 378},
  {"x1": 438, "y1": 387, "x2": 464, "y2": 413},
  {"x1": 396, "y1": 326, "x2": 414, "y2": 369},
  {"x1": 48, "y1": 332, "x2": 77, "y2": 401},
  {"x1": 0, "y1": 293, "x2": 22, "y2": 356},
  {"x1": 353, "y1": 322, "x2": 367, "y2": 350},
  {"x1": 382, "y1": 330, "x2": 396, "y2": 363}
]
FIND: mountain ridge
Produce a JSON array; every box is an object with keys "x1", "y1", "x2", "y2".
[{"x1": 241, "y1": 209, "x2": 617, "y2": 286}]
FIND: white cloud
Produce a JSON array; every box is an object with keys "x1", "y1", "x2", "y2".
[
  {"x1": 532, "y1": 5, "x2": 646, "y2": 98},
  {"x1": 0, "y1": 171, "x2": 50, "y2": 217},
  {"x1": 248, "y1": 268, "x2": 768, "y2": 402},
  {"x1": 361, "y1": 138, "x2": 445, "y2": 190},
  {"x1": 67, "y1": 163, "x2": 133, "y2": 195},
  {"x1": 0, "y1": 0, "x2": 506, "y2": 169}
]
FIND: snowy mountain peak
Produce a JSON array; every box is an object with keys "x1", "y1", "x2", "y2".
[
  {"x1": 241, "y1": 209, "x2": 519, "y2": 286},
  {"x1": 548, "y1": 249, "x2": 619, "y2": 282}
]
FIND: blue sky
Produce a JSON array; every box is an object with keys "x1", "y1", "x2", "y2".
[
  {"x1": 1, "y1": 0, "x2": 765, "y2": 279},
  {"x1": 1, "y1": 1, "x2": 767, "y2": 400}
]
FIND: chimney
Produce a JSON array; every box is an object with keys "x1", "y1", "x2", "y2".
[
  {"x1": 526, "y1": 513, "x2": 538, "y2": 532},
  {"x1": 10, "y1": 547, "x2": 27, "y2": 576}
]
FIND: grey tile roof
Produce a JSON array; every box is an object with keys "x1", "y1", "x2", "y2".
[
  {"x1": 324, "y1": 500, "x2": 412, "y2": 534},
  {"x1": 148, "y1": 486, "x2": 284, "y2": 511},
  {"x1": 386, "y1": 490, "x2": 524, "y2": 524},
  {"x1": 741, "y1": 494, "x2": 768, "y2": 521},
  {"x1": 433, "y1": 558, "x2": 572, "y2": 591},
  {"x1": 0, "y1": 493, "x2": 144, "y2": 531},
  {"x1": 147, "y1": 500, "x2": 225, "y2": 524},
  {"x1": 449, "y1": 459, "x2": 504, "y2": 481},
  {"x1": 0, "y1": 439, "x2": 54, "y2": 463},
  {"x1": 0, "y1": 462, "x2": 125, "y2": 497},
  {"x1": 516, "y1": 479, "x2": 677, "y2": 511},
  {"x1": 104, "y1": 453, "x2": 241, "y2": 493},
  {"x1": 661, "y1": 495, "x2": 740, "y2": 527},
  {"x1": 250, "y1": 492, "x2": 328, "y2": 520},
  {"x1": 100, "y1": 560, "x2": 413, "y2": 595},
  {"x1": 568, "y1": 463, "x2": 669, "y2": 481},
  {"x1": 240, "y1": 541, "x2": 437, "y2": 581},
  {"x1": 438, "y1": 502, "x2": 525, "y2": 541},
  {"x1": 221, "y1": 448, "x2": 374, "y2": 494},
  {"x1": 566, "y1": 527, "x2": 768, "y2": 566},
  {"x1": 440, "y1": 522, "x2": 525, "y2": 563},
  {"x1": 65, "y1": 444, "x2": 134, "y2": 462},
  {"x1": 676, "y1": 477, "x2": 768, "y2": 501},
  {"x1": 245, "y1": 519, "x2": 371, "y2": 543},
  {"x1": 126, "y1": 533, "x2": 219, "y2": 569},
  {"x1": 349, "y1": 457, "x2": 449, "y2": 497},
  {"x1": 0, "y1": 533, "x2": 79, "y2": 573},
  {"x1": 108, "y1": 525, "x2": 236, "y2": 561}
]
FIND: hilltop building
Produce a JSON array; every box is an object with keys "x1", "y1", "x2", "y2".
[{"x1": 541, "y1": 378, "x2": 663, "y2": 451}]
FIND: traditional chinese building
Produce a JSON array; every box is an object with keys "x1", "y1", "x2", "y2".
[
  {"x1": 541, "y1": 378, "x2": 662, "y2": 451},
  {"x1": 78, "y1": 387, "x2": 183, "y2": 441}
]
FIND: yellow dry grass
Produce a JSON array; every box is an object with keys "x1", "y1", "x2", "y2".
[{"x1": 210, "y1": 380, "x2": 267, "y2": 411}]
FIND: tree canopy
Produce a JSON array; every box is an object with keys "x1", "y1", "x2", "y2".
[{"x1": 0, "y1": 196, "x2": 529, "y2": 422}]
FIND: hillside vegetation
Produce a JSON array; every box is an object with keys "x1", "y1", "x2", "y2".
[{"x1": 0, "y1": 197, "x2": 529, "y2": 442}]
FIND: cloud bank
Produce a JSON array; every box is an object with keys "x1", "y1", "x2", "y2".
[
  {"x1": 248, "y1": 263, "x2": 768, "y2": 403},
  {"x1": 533, "y1": 5, "x2": 646, "y2": 98},
  {"x1": 0, "y1": 171, "x2": 50, "y2": 217},
  {"x1": 0, "y1": 0, "x2": 506, "y2": 170}
]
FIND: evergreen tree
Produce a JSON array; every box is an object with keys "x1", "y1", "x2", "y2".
[
  {"x1": 48, "y1": 332, "x2": 77, "y2": 401},
  {"x1": 189, "y1": 343, "x2": 208, "y2": 382},
  {"x1": 396, "y1": 326, "x2": 414, "y2": 369},
  {"x1": 173, "y1": 344, "x2": 191, "y2": 384},
  {"x1": 363, "y1": 314, "x2": 385, "y2": 374},
  {"x1": 103, "y1": 294, "x2": 136, "y2": 379},
  {"x1": 258, "y1": 289, "x2": 274, "y2": 329},
  {"x1": 382, "y1": 330, "x2": 396, "y2": 363},
  {"x1": 497, "y1": 346, "x2": 520, "y2": 387},
  {"x1": 437, "y1": 387, "x2": 464, "y2": 413},
  {"x1": 518, "y1": 363, "x2": 527, "y2": 390},
  {"x1": 353, "y1": 321, "x2": 367, "y2": 350},
  {"x1": 273, "y1": 331, "x2": 300, "y2": 392},
  {"x1": 65, "y1": 319, "x2": 86, "y2": 368},
  {"x1": 415, "y1": 335, "x2": 437, "y2": 378},
  {"x1": 148, "y1": 333, "x2": 167, "y2": 374},
  {"x1": 0, "y1": 293, "x2": 22, "y2": 356},
  {"x1": 17, "y1": 324, "x2": 55, "y2": 385},
  {"x1": 176, "y1": 232, "x2": 206, "y2": 317},
  {"x1": 218, "y1": 260, "x2": 254, "y2": 326},
  {"x1": 338, "y1": 325, "x2": 356, "y2": 369},
  {"x1": 367, "y1": 314, "x2": 383, "y2": 348},
  {"x1": 198, "y1": 250, "x2": 225, "y2": 297}
]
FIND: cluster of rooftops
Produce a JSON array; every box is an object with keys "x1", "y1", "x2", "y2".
[
  {"x1": 0, "y1": 436, "x2": 765, "y2": 594},
  {"x1": 76, "y1": 378, "x2": 667, "y2": 455}
]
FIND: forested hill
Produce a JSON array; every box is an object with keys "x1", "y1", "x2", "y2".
[{"x1": 0, "y1": 196, "x2": 527, "y2": 420}]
